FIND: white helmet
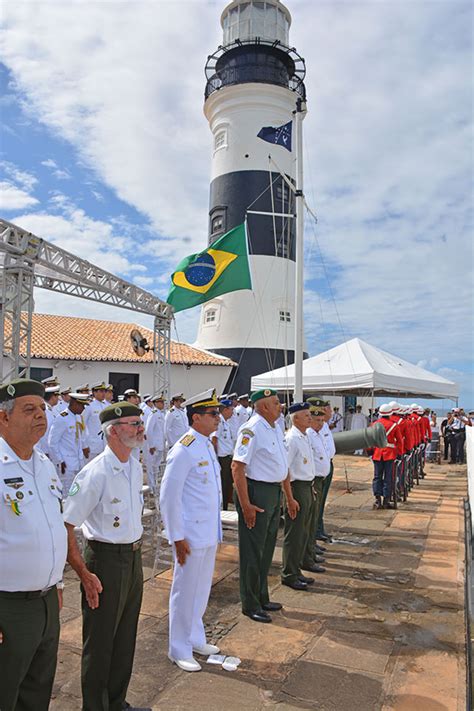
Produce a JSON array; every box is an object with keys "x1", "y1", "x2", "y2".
[{"x1": 379, "y1": 404, "x2": 392, "y2": 416}]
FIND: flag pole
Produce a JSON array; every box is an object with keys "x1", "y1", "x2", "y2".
[{"x1": 293, "y1": 97, "x2": 305, "y2": 402}]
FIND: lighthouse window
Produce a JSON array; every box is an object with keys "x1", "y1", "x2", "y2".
[
  {"x1": 279, "y1": 310, "x2": 291, "y2": 323},
  {"x1": 210, "y1": 206, "x2": 227, "y2": 239},
  {"x1": 214, "y1": 129, "x2": 227, "y2": 151},
  {"x1": 205, "y1": 309, "x2": 217, "y2": 324},
  {"x1": 212, "y1": 215, "x2": 224, "y2": 233}
]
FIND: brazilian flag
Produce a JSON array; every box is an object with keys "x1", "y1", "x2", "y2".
[{"x1": 166, "y1": 222, "x2": 252, "y2": 313}]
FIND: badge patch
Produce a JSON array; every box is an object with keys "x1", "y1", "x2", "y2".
[
  {"x1": 6, "y1": 384, "x2": 15, "y2": 396},
  {"x1": 198, "y1": 460, "x2": 209, "y2": 467},
  {"x1": 110, "y1": 497, "x2": 122, "y2": 504},
  {"x1": 4, "y1": 477, "x2": 24, "y2": 488},
  {"x1": 240, "y1": 428, "x2": 254, "y2": 438},
  {"x1": 114, "y1": 406, "x2": 122, "y2": 417},
  {"x1": 241, "y1": 436, "x2": 250, "y2": 446},
  {"x1": 68, "y1": 482, "x2": 80, "y2": 496}
]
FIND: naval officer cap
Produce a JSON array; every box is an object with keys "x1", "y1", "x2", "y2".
[
  {"x1": 250, "y1": 389, "x2": 277, "y2": 404},
  {"x1": 0, "y1": 378, "x2": 45, "y2": 402},
  {"x1": 152, "y1": 392, "x2": 165, "y2": 402},
  {"x1": 306, "y1": 396, "x2": 329, "y2": 407},
  {"x1": 183, "y1": 389, "x2": 220, "y2": 411},
  {"x1": 69, "y1": 392, "x2": 90, "y2": 404},
  {"x1": 289, "y1": 402, "x2": 310, "y2": 414},
  {"x1": 237, "y1": 393, "x2": 249, "y2": 401},
  {"x1": 100, "y1": 402, "x2": 143, "y2": 424},
  {"x1": 171, "y1": 393, "x2": 185, "y2": 402},
  {"x1": 41, "y1": 375, "x2": 59, "y2": 386},
  {"x1": 91, "y1": 381, "x2": 107, "y2": 391}
]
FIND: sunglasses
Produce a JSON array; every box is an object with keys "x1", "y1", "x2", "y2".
[{"x1": 201, "y1": 410, "x2": 220, "y2": 417}]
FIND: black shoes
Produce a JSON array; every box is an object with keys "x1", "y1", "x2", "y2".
[
  {"x1": 282, "y1": 579, "x2": 308, "y2": 591},
  {"x1": 298, "y1": 575, "x2": 314, "y2": 585},
  {"x1": 262, "y1": 601, "x2": 283, "y2": 611},
  {"x1": 243, "y1": 609, "x2": 272, "y2": 623},
  {"x1": 301, "y1": 563, "x2": 326, "y2": 573},
  {"x1": 314, "y1": 555, "x2": 326, "y2": 564},
  {"x1": 317, "y1": 533, "x2": 332, "y2": 542},
  {"x1": 382, "y1": 497, "x2": 395, "y2": 509},
  {"x1": 315, "y1": 544, "x2": 326, "y2": 554}
]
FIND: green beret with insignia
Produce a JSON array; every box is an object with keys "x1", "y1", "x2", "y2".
[
  {"x1": 99, "y1": 402, "x2": 143, "y2": 424},
  {"x1": 306, "y1": 396, "x2": 330, "y2": 407},
  {"x1": 0, "y1": 378, "x2": 45, "y2": 402},
  {"x1": 250, "y1": 388, "x2": 277, "y2": 403}
]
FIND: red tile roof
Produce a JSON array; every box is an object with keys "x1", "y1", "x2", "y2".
[{"x1": 13, "y1": 313, "x2": 235, "y2": 367}]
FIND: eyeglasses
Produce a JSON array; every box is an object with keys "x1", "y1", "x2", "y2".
[
  {"x1": 201, "y1": 410, "x2": 220, "y2": 417},
  {"x1": 115, "y1": 420, "x2": 144, "y2": 428}
]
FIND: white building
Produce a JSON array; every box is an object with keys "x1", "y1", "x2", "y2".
[{"x1": 11, "y1": 313, "x2": 235, "y2": 398}]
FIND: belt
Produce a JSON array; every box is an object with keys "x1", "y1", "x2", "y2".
[
  {"x1": 247, "y1": 478, "x2": 282, "y2": 488},
  {"x1": 87, "y1": 539, "x2": 142, "y2": 553},
  {"x1": 0, "y1": 585, "x2": 55, "y2": 600}
]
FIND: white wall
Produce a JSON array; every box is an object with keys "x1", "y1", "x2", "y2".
[{"x1": 15, "y1": 358, "x2": 233, "y2": 399}]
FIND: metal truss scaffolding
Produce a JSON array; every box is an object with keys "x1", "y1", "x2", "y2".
[{"x1": 0, "y1": 218, "x2": 173, "y2": 395}]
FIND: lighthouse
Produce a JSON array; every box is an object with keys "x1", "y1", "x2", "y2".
[{"x1": 195, "y1": 0, "x2": 307, "y2": 394}]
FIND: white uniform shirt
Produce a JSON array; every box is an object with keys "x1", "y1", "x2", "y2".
[
  {"x1": 83, "y1": 397, "x2": 106, "y2": 454},
  {"x1": 63, "y1": 446, "x2": 144, "y2": 544},
  {"x1": 286, "y1": 426, "x2": 315, "y2": 482},
  {"x1": 48, "y1": 409, "x2": 85, "y2": 470},
  {"x1": 213, "y1": 415, "x2": 234, "y2": 457},
  {"x1": 329, "y1": 412, "x2": 343, "y2": 433},
  {"x1": 321, "y1": 421, "x2": 336, "y2": 459},
  {"x1": 37, "y1": 404, "x2": 56, "y2": 457},
  {"x1": 0, "y1": 438, "x2": 67, "y2": 591},
  {"x1": 307, "y1": 428, "x2": 331, "y2": 478},
  {"x1": 276, "y1": 413, "x2": 286, "y2": 435},
  {"x1": 233, "y1": 404, "x2": 250, "y2": 429},
  {"x1": 145, "y1": 408, "x2": 165, "y2": 451},
  {"x1": 142, "y1": 404, "x2": 155, "y2": 427},
  {"x1": 165, "y1": 407, "x2": 188, "y2": 448},
  {"x1": 351, "y1": 412, "x2": 368, "y2": 430},
  {"x1": 160, "y1": 428, "x2": 222, "y2": 549},
  {"x1": 233, "y1": 413, "x2": 288, "y2": 483}
]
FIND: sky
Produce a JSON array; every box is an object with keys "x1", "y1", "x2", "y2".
[{"x1": 0, "y1": 0, "x2": 472, "y2": 406}]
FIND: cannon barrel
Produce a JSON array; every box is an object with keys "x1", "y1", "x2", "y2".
[{"x1": 333, "y1": 422, "x2": 387, "y2": 454}]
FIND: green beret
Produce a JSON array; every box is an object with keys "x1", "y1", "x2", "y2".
[
  {"x1": 99, "y1": 402, "x2": 143, "y2": 424},
  {"x1": 306, "y1": 396, "x2": 329, "y2": 407},
  {"x1": 0, "y1": 378, "x2": 45, "y2": 402},
  {"x1": 250, "y1": 388, "x2": 277, "y2": 404}
]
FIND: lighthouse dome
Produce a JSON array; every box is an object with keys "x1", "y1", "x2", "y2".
[{"x1": 221, "y1": 1, "x2": 291, "y2": 46}]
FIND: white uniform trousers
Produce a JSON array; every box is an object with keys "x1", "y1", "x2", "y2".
[
  {"x1": 146, "y1": 450, "x2": 164, "y2": 494},
  {"x1": 169, "y1": 544, "x2": 217, "y2": 660}
]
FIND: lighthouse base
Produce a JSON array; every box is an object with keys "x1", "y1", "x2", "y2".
[{"x1": 208, "y1": 347, "x2": 306, "y2": 396}]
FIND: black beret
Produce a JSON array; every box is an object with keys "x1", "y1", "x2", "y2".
[
  {"x1": 99, "y1": 402, "x2": 143, "y2": 424},
  {"x1": 0, "y1": 378, "x2": 45, "y2": 402}
]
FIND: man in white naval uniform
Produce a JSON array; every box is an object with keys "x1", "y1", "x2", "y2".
[
  {"x1": 83, "y1": 381, "x2": 107, "y2": 461},
  {"x1": 160, "y1": 389, "x2": 223, "y2": 673},
  {"x1": 144, "y1": 394, "x2": 166, "y2": 494},
  {"x1": 164, "y1": 394, "x2": 188, "y2": 448},
  {"x1": 63, "y1": 402, "x2": 150, "y2": 711},
  {"x1": 48, "y1": 392, "x2": 90, "y2": 492},
  {"x1": 37, "y1": 385, "x2": 60, "y2": 458},
  {"x1": 235, "y1": 394, "x2": 251, "y2": 424},
  {"x1": 351, "y1": 405, "x2": 368, "y2": 455},
  {"x1": 329, "y1": 407, "x2": 343, "y2": 433},
  {"x1": 0, "y1": 378, "x2": 67, "y2": 711}
]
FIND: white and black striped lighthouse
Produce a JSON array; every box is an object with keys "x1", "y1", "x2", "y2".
[{"x1": 195, "y1": 0, "x2": 307, "y2": 393}]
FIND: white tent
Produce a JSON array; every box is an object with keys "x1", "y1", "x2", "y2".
[{"x1": 251, "y1": 338, "x2": 459, "y2": 400}]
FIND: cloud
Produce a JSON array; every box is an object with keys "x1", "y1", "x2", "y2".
[
  {"x1": 0, "y1": 160, "x2": 37, "y2": 191},
  {"x1": 0, "y1": 0, "x2": 472, "y2": 399},
  {"x1": 0, "y1": 181, "x2": 39, "y2": 210},
  {"x1": 41, "y1": 158, "x2": 71, "y2": 180}
]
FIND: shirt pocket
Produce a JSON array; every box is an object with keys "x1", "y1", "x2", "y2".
[{"x1": 102, "y1": 500, "x2": 128, "y2": 528}]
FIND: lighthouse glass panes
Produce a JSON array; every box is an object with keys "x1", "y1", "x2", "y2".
[
  {"x1": 222, "y1": 1, "x2": 290, "y2": 45},
  {"x1": 214, "y1": 129, "x2": 227, "y2": 151}
]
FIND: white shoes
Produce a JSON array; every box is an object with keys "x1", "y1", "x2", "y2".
[
  {"x1": 193, "y1": 643, "x2": 220, "y2": 656},
  {"x1": 168, "y1": 655, "x2": 202, "y2": 672}
]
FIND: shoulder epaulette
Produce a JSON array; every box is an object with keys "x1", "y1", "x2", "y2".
[
  {"x1": 60, "y1": 411, "x2": 68, "y2": 417},
  {"x1": 179, "y1": 434, "x2": 195, "y2": 447}
]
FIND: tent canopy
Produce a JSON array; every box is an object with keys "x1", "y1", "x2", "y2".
[{"x1": 251, "y1": 338, "x2": 459, "y2": 400}]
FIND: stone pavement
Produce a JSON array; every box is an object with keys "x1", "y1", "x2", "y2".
[{"x1": 52, "y1": 456, "x2": 468, "y2": 711}]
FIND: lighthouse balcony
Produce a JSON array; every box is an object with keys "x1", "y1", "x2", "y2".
[{"x1": 205, "y1": 39, "x2": 306, "y2": 100}]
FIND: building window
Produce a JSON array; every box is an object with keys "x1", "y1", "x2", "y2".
[
  {"x1": 209, "y1": 206, "x2": 227, "y2": 241},
  {"x1": 205, "y1": 309, "x2": 217, "y2": 324},
  {"x1": 30, "y1": 366, "x2": 53, "y2": 382},
  {"x1": 214, "y1": 129, "x2": 227, "y2": 151},
  {"x1": 279, "y1": 310, "x2": 291, "y2": 323}
]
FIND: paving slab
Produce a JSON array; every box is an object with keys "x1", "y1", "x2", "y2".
[{"x1": 304, "y1": 628, "x2": 394, "y2": 675}]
